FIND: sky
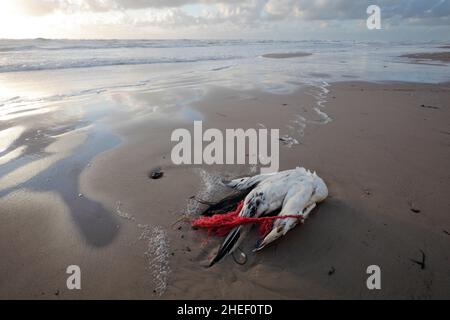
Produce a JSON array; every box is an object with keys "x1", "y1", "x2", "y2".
[{"x1": 0, "y1": 0, "x2": 449, "y2": 40}]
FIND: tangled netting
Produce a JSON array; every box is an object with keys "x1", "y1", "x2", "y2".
[{"x1": 192, "y1": 200, "x2": 303, "y2": 238}]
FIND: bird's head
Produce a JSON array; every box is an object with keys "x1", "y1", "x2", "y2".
[
  {"x1": 254, "y1": 219, "x2": 287, "y2": 251},
  {"x1": 253, "y1": 217, "x2": 300, "y2": 252},
  {"x1": 254, "y1": 225, "x2": 284, "y2": 252}
]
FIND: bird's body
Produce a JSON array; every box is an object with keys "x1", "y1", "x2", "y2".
[{"x1": 209, "y1": 167, "x2": 328, "y2": 266}]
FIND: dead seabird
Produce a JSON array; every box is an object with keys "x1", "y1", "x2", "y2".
[{"x1": 208, "y1": 167, "x2": 328, "y2": 266}]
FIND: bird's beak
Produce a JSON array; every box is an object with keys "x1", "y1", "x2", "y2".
[
  {"x1": 253, "y1": 242, "x2": 267, "y2": 252},
  {"x1": 253, "y1": 227, "x2": 283, "y2": 252}
]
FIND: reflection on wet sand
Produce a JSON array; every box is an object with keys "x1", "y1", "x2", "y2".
[
  {"x1": 0, "y1": 126, "x2": 25, "y2": 153},
  {"x1": 0, "y1": 97, "x2": 121, "y2": 247}
]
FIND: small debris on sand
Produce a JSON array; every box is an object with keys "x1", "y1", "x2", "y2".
[
  {"x1": 408, "y1": 201, "x2": 420, "y2": 213},
  {"x1": 149, "y1": 167, "x2": 164, "y2": 179},
  {"x1": 328, "y1": 267, "x2": 336, "y2": 276},
  {"x1": 279, "y1": 135, "x2": 299, "y2": 148},
  {"x1": 410, "y1": 250, "x2": 426, "y2": 270},
  {"x1": 232, "y1": 250, "x2": 247, "y2": 265},
  {"x1": 420, "y1": 104, "x2": 439, "y2": 109}
]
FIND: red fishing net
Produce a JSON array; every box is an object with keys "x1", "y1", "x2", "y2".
[{"x1": 192, "y1": 200, "x2": 303, "y2": 237}]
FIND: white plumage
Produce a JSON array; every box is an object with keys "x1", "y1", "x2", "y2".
[{"x1": 209, "y1": 167, "x2": 328, "y2": 266}]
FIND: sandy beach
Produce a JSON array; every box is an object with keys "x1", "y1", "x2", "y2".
[
  {"x1": 401, "y1": 52, "x2": 450, "y2": 63},
  {"x1": 1, "y1": 76, "x2": 449, "y2": 299},
  {"x1": 2, "y1": 0, "x2": 450, "y2": 306}
]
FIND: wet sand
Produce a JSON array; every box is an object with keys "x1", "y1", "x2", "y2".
[
  {"x1": 1, "y1": 81, "x2": 450, "y2": 299},
  {"x1": 262, "y1": 52, "x2": 312, "y2": 59},
  {"x1": 401, "y1": 52, "x2": 450, "y2": 63}
]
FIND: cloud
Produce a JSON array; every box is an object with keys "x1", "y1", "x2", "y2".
[
  {"x1": 263, "y1": 0, "x2": 450, "y2": 21},
  {"x1": 12, "y1": 0, "x2": 450, "y2": 27},
  {"x1": 15, "y1": 0, "x2": 222, "y2": 15},
  {"x1": 15, "y1": 0, "x2": 450, "y2": 20}
]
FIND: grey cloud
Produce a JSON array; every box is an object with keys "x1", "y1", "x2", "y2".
[
  {"x1": 15, "y1": 0, "x2": 450, "y2": 26},
  {"x1": 262, "y1": 0, "x2": 450, "y2": 20}
]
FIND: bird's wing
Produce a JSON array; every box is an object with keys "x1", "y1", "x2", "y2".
[
  {"x1": 311, "y1": 174, "x2": 328, "y2": 203},
  {"x1": 225, "y1": 167, "x2": 313, "y2": 192},
  {"x1": 209, "y1": 168, "x2": 327, "y2": 266},
  {"x1": 208, "y1": 225, "x2": 250, "y2": 267},
  {"x1": 280, "y1": 181, "x2": 315, "y2": 215},
  {"x1": 209, "y1": 172, "x2": 294, "y2": 266},
  {"x1": 224, "y1": 172, "x2": 276, "y2": 191},
  {"x1": 254, "y1": 181, "x2": 315, "y2": 251}
]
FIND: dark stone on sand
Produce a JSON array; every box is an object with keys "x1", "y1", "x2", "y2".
[
  {"x1": 149, "y1": 167, "x2": 164, "y2": 179},
  {"x1": 328, "y1": 267, "x2": 335, "y2": 276},
  {"x1": 411, "y1": 208, "x2": 421, "y2": 213}
]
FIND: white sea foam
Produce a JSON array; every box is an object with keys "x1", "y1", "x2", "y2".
[
  {"x1": 0, "y1": 56, "x2": 240, "y2": 73},
  {"x1": 113, "y1": 202, "x2": 169, "y2": 296},
  {"x1": 292, "y1": 114, "x2": 308, "y2": 136},
  {"x1": 312, "y1": 81, "x2": 332, "y2": 124},
  {"x1": 314, "y1": 107, "x2": 332, "y2": 124},
  {"x1": 115, "y1": 201, "x2": 135, "y2": 221},
  {"x1": 186, "y1": 169, "x2": 226, "y2": 216},
  {"x1": 138, "y1": 224, "x2": 170, "y2": 296}
]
